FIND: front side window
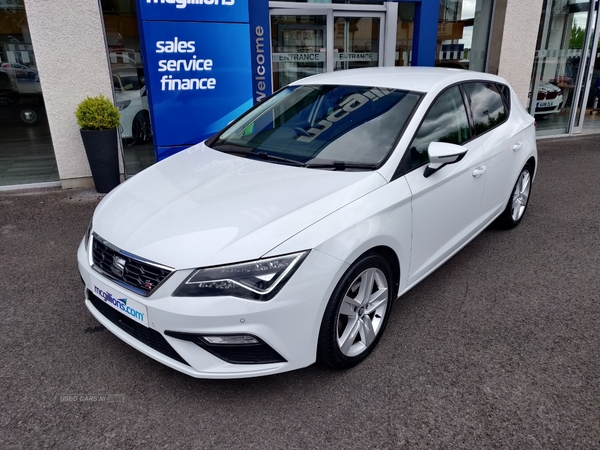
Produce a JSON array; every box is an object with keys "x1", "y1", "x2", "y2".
[
  {"x1": 209, "y1": 85, "x2": 422, "y2": 169},
  {"x1": 407, "y1": 85, "x2": 470, "y2": 168},
  {"x1": 463, "y1": 82, "x2": 507, "y2": 135}
]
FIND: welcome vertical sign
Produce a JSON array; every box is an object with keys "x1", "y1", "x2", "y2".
[{"x1": 137, "y1": 0, "x2": 272, "y2": 160}]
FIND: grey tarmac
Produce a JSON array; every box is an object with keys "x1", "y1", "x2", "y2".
[{"x1": 1, "y1": 135, "x2": 599, "y2": 449}]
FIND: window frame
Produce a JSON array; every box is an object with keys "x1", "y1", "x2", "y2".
[
  {"x1": 393, "y1": 82, "x2": 473, "y2": 180},
  {"x1": 461, "y1": 81, "x2": 510, "y2": 138},
  {"x1": 496, "y1": 82, "x2": 511, "y2": 114},
  {"x1": 393, "y1": 79, "x2": 512, "y2": 180}
]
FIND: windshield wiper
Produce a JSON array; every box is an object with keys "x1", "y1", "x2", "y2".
[
  {"x1": 305, "y1": 161, "x2": 377, "y2": 171},
  {"x1": 212, "y1": 145, "x2": 252, "y2": 156},
  {"x1": 250, "y1": 151, "x2": 306, "y2": 167},
  {"x1": 214, "y1": 147, "x2": 305, "y2": 167}
]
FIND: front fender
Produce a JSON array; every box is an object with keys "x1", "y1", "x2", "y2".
[{"x1": 265, "y1": 176, "x2": 413, "y2": 293}]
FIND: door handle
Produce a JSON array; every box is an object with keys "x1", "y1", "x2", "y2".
[
  {"x1": 512, "y1": 142, "x2": 523, "y2": 151},
  {"x1": 472, "y1": 165, "x2": 486, "y2": 178}
]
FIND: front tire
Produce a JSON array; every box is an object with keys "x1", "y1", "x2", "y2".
[
  {"x1": 317, "y1": 253, "x2": 395, "y2": 369},
  {"x1": 495, "y1": 163, "x2": 533, "y2": 229}
]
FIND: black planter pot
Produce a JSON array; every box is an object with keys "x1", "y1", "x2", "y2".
[{"x1": 80, "y1": 128, "x2": 120, "y2": 194}]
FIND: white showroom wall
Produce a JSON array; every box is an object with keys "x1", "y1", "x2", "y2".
[
  {"x1": 23, "y1": 0, "x2": 120, "y2": 189},
  {"x1": 496, "y1": 0, "x2": 544, "y2": 107}
]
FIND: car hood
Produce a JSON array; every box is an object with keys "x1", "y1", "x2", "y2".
[
  {"x1": 538, "y1": 82, "x2": 561, "y2": 93},
  {"x1": 93, "y1": 143, "x2": 386, "y2": 269},
  {"x1": 115, "y1": 89, "x2": 142, "y2": 103}
]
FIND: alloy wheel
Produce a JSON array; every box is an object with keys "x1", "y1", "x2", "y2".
[
  {"x1": 336, "y1": 267, "x2": 388, "y2": 357},
  {"x1": 511, "y1": 169, "x2": 531, "y2": 222}
]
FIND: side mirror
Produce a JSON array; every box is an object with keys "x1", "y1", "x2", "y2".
[{"x1": 423, "y1": 142, "x2": 468, "y2": 178}]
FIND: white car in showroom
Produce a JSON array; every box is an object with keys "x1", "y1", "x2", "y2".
[
  {"x1": 77, "y1": 67, "x2": 537, "y2": 379},
  {"x1": 112, "y1": 64, "x2": 152, "y2": 144},
  {"x1": 531, "y1": 81, "x2": 563, "y2": 117}
]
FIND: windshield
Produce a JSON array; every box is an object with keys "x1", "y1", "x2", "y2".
[
  {"x1": 113, "y1": 74, "x2": 143, "y2": 91},
  {"x1": 207, "y1": 84, "x2": 421, "y2": 169}
]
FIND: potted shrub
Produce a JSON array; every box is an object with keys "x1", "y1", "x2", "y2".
[{"x1": 75, "y1": 94, "x2": 121, "y2": 193}]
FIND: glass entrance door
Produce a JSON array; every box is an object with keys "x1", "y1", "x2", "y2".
[
  {"x1": 271, "y1": 13, "x2": 327, "y2": 90},
  {"x1": 333, "y1": 13, "x2": 383, "y2": 71},
  {"x1": 270, "y1": 10, "x2": 384, "y2": 90}
]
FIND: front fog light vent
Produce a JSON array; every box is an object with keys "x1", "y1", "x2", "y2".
[
  {"x1": 202, "y1": 335, "x2": 259, "y2": 345},
  {"x1": 164, "y1": 331, "x2": 286, "y2": 365}
]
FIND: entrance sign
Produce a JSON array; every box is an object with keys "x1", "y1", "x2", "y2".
[
  {"x1": 137, "y1": 0, "x2": 271, "y2": 160},
  {"x1": 334, "y1": 53, "x2": 379, "y2": 62},
  {"x1": 272, "y1": 53, "x2": 326, "y2": 63}
]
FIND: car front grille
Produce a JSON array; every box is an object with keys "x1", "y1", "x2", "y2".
[
  {"x1": 88, "y1": 290, "x2": 190, "y2": 366},
  {"x1": 537, "y1": 91, "x2": 560, "y2": 101},
  {"x1": 91, "y1": 234, "x2": 173, "y2": 296}
]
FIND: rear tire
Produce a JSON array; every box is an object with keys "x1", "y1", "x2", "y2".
[
  {"x1": 495, "y1": 163, "x2": 533, "y2": 229},
  {"x1": 317, "y1": 253, "x2": 395, "y2": 369},
  {"x1": 132, "y1": 111, "x2": 152, "y2": 144}
]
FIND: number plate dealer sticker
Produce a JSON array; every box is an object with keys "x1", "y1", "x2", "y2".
[{"x1": 91, "y1": 279, "x2": 149, "y2": 327}]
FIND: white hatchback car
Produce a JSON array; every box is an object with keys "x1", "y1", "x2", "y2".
[{"x1": 78, "y1": 67, "x2": 537, "y2": 379}]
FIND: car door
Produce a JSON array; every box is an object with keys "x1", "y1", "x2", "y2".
[
  {"x1": 401, "y1": 84, "x2": 487, "y2": 285},
  {"x1": 462, "y1": 82, "x2": 523, "y2": 224}
]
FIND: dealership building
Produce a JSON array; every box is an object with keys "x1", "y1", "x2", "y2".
[{"x1": 1, "y1": 0, "x2": 599, "y2": 190}]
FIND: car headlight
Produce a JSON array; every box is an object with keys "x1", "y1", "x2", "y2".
[
  {"x1": 172, "y1": 251, "x2": 309, "y2": 300},
  {"x1": 116, "y1": 100, "x2": 131, "y2": 111}
]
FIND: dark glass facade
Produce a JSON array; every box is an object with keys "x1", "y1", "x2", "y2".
[{"x1": 0, "y1": 0, "x2": 57, "y2": 187}]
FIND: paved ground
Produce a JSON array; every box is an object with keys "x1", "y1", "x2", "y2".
[{"x1": 1, "y1": 135, "x2": 599, "y2": 449}]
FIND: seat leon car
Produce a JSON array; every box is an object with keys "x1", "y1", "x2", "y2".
[{"x1": 77, "y1": 67, "x2": 537, "y2": 379}]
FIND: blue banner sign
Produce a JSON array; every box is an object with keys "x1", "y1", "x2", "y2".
[
  {"x1": 137, "y1": 0, "x2": 270, "y2": 160},
  {"x1": 248, "y1": 5, "x2": 272, "y2": 103},
  {"x1": 142, "y1": 21, "x2": 252, "y2": 149}
]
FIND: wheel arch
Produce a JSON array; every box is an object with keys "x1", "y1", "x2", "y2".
[
  {"x1": 361, "y1": 245, "x2": 400, "y2": 297},
  {"x1": 526, "y1": 156, "x2": 536, "y2": 178}
]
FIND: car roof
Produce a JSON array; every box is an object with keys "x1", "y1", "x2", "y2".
[{"x1": 291, "y1": 67, "x2": 508, "y2": 93}]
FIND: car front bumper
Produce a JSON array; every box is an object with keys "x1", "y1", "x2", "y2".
[
  {"x1": 77, "y1": 238, "x2": 347, "y2": 379},
  {"x1": 534, "y1": 96, "x2": 563, "y2": 115}
]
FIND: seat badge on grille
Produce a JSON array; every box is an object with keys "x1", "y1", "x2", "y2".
[{"x1": 111, "y1": 255, "x2": 126, "y2": 277}]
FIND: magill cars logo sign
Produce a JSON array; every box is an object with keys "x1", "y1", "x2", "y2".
[
  {"x1": 146, "y1": 0, "x2": 234, "y2": 8},
  {"x1": 93, "y1": 285, "x2": 146, "y2": 324},
  {"x1": 139, "y1": 0, "x2": 245, "y2": 21}
]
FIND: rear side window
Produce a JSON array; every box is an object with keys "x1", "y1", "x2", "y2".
[
  {"x1": 463, "y1": 82, "x2": 508, "y2": 135},
  {"x1": 497, "y1": 83, "x2": 511, "y2": 111}
]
